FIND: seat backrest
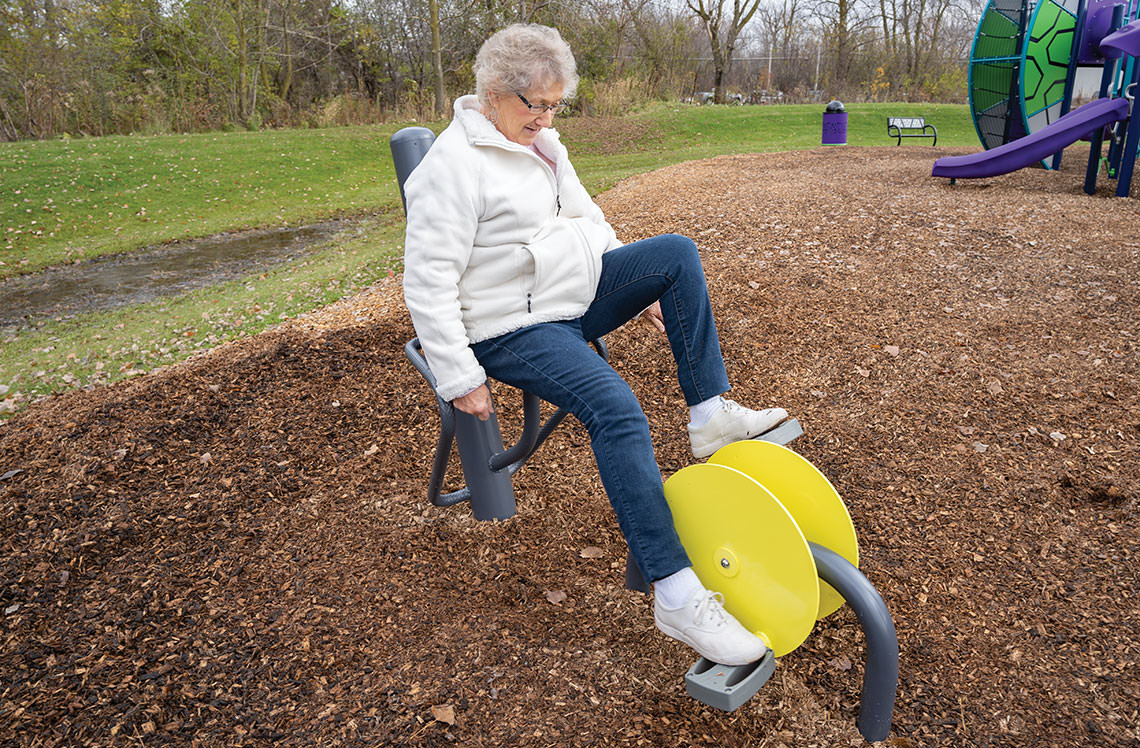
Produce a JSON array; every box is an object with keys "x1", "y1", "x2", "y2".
[
  {"x1": 391, "y1": 126, "x2": 437, "y2": 214},
  {"x1": 887, "y1": 117, "x2": 925, "y2": 129}
]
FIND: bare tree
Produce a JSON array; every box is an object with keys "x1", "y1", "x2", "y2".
[
  {"x1": 756, "y1": 0, "x2": 806, "y2": 93},
  {"x1": 811, "y1": 0, "x2": 875, "y2": 94},
  {"x1": 686, "y1": 0, "x2": 763, "y2": 103},
  {"x1": 878, "y1": 0, "x2": 959, "y2": 88}
]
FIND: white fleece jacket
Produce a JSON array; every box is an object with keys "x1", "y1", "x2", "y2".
[{"x1": 402, "y1": 95, "x2": 623, "y2": 401}]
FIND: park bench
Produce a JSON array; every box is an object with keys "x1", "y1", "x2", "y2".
[{"x1": 887, "y1": 116, "x2": 938, "y2": 146}]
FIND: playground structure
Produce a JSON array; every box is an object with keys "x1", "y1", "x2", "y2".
[
  {"x1": 933, "y1": 0, "x2": 1140, "y2": 196},
  {"x1": 392, "y1": 127, "x2": 899, "y2": 743}
]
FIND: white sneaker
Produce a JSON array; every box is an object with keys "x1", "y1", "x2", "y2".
[
  {"x1": 687, "y1": 399, "x2": 788, "y2": 459},
  {"x1": 654, "y1": 589, "x2": 768, "y2": 666}
]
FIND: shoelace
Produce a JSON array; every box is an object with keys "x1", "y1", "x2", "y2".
[{"x1": 692, "y1": 590, "x2": 729, "y2": 628}]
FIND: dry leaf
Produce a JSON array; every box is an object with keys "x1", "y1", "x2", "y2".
[
  {"x1": 888, "y1": 737, "x2": 920, "y2": 747},
  {"x1": 987, "y1": 381, "x2": 1003, "y2": 395},
  {"x1": 883, "y1": 345, "x2": 900, "y2": 357},
  {"x1": 579, "y1": 546, "x2": 604, "y2": 559},
  {"x1": 431, "y1": 704, "x2": 456, "y2": 725},
  {"x1": 855, "y1": 367, "x2": 870, "y2": 377},
  {"x1": 544, "y1": 589, "x2": 567, "y2": 604},
  {"x1": 199, "y1": 452, "x2": 212, "y2": 465}
]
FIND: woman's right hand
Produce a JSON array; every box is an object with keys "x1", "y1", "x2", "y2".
[{"x1": 453, "y1": 383, "x2": 494, "y2": 421}]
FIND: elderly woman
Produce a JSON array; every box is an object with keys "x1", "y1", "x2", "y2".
[{"x1": 403, "y1": 23, "x2": 787, "y2": 666}]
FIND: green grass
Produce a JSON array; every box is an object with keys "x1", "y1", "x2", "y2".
[
  {"x1": 0, "y1": 125, "x2": 418, "y2": 279},
  {"x1": 0, "y1": 102, "x2": 975, "y2": 415},
  {"x1": 0, "y1": 216, "x2": 406, "y2": 406},
  {"x1": 572, "y1": 102, "x2": 977, "y2": 192}
]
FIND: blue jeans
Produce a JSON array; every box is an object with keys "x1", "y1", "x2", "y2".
[{"x1": 470, "y1": 234, "x2": 731, "y2": 582}]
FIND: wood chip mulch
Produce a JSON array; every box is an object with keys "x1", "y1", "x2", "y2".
[{"x1": 2, "y1": 147, "x2": 1138, "y2": 748}]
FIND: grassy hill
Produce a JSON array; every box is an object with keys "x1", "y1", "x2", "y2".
[{"x1": 0, "y1": 102, "x2": 976, "y2": 411}]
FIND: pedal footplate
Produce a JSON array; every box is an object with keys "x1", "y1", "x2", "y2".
[
  {"x1": 684, "y1": 650, "x2": 776, "y2": 711},
  {"x1": 755, "y1": 417, "x2": 804, "y2": 447}
]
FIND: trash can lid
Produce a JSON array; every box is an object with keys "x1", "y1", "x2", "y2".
[{"x1": 825, "y1": 100, "x2": 846, "y2": 113}]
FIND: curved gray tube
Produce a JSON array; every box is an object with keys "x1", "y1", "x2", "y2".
[{"x1": 808, "y1": 543, "x2": 899, "y2": 743}]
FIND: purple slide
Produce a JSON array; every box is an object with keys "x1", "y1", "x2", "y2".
[
  {"x1": 931, "y1": 97, "x2": 1130, "y2": 180},
  {"x1": 1101, "y1": 18, "x2": 1140, "y2": 58}
]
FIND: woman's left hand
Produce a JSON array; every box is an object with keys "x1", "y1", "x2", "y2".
[{"x1": 640, "y1": 301, "x2": 666, "y2": 336}]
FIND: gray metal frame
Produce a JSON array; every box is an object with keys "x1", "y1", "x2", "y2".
[
  {"x1": 809, "y1": 543, "x2": 899, "y2": 742},
  {"x1": 404, "y1": 337, "x2": 605, "y2": 520}
]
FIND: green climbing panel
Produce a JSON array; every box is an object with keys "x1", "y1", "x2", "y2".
[
  {"x1": 1024, "y1": 0, "x2": 1080, "y2": 133},
  {"x1": 969, "y1": 0, "x2": 1033, "y2": 150}
]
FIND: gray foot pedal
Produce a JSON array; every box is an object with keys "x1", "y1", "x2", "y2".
[
  {"x1": 755, "y1": 417, "x2": 803, "y2": 447},
  {"x1": 684, "y1": 650, "x2": 776, "y2": 711}
]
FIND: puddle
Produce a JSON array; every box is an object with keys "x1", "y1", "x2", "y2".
[{"x1": 0, "y1": 220, "x2": 347, "y2": 329}]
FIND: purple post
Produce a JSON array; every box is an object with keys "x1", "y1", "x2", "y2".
[{"x1": 1078, "y1": 0, "x2": 1118, "y2": 64}]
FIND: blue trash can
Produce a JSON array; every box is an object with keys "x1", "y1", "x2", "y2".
[{"x1": 822, "y1": 100, "x2": 847, "y2": 146}]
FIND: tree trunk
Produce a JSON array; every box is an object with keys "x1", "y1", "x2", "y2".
[
  {"x1": 281, "y1": 0, "x2": 294, "y2": 102},
  {"x1": 429, "y1": 0, "x2": 446, "y2": 115},
  {"x1": 233, "y1": 0, "x2": 250, "y2": 122}
]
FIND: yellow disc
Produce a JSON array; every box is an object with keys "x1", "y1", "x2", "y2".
[
  {"x1": 710, "y1": 440, "x2": 859, "y2": 619},
  {"x1": 664, "y1": 463, "x2": 819, "y2": 657}
]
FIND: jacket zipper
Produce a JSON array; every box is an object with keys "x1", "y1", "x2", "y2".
[
  {"x1": 473, "y1": 137, "x2": 558, "y2": 313},
  {"x1": 475, "y1": 136, "x2": 561, "y2": 217}
]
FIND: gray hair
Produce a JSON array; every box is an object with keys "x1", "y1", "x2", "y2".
[{"x1": 474, "y1": 24, "x2": 579, "y2": 110}]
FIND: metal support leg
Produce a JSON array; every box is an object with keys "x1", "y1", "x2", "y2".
[
  {"x1": 406, "y1": 337, "x2": 611, "y2": 522},
  {"x1": 453, "y1": 406, "x2": 517, "y2": 521},
  {"x1": 625, "y1": 551, "x2": 650, "y2": 593},
  {"x1": 809, "y1": 543, "x2": 899, "y2": 743}
]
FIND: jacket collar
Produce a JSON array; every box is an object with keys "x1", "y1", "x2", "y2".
[{"x1": 453, "y1": 94, "x2": 565, "y2": 162}]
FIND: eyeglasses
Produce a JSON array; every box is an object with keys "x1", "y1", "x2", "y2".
[{"x1": 515, "y1": 92, "x2": 568, "y2": 115}]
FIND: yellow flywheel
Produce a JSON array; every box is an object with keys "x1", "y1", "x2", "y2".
[
  {"x1": 709, "y1": 440, "x2": 859, "y2": 619},
  {"x1": 664, "y1": 463, "x2": 819, "y2": 657}
]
